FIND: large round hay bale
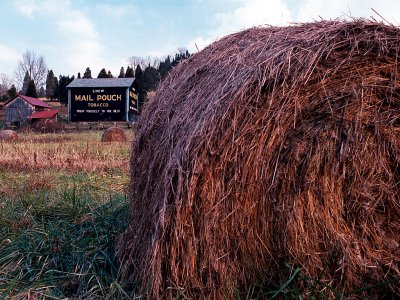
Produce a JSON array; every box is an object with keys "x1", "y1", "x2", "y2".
[
  {"x1": 0, "y1": 130, "x2": 18, "y2": 141},
  {"x1": 101, "y1": 127, "x2": 127, "y2": 142},
  {"x1": 118, "y1": 20, "x2": 400, "y2": 299}
]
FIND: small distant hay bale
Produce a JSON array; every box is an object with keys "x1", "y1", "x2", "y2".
[
  {"x1": 0, "y1": 130, "x2": 18, "y2": 141},
  {"x1": 31, "y1": 119, "x2": 63, "y2": 133},
  {"x1": 101, "y1": 127, "x2": 127, "y2": 142},
  {"x1": 118, "y1": 20, "x2": 400, "y2": 299}
]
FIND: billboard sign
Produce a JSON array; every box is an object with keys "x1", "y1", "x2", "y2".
[
  {"x1": 70, "y1": 87, "x2": 126, "y2": 122},
  {"x1": 129, "y1": 86, "x2": 138, "y2": 113}
]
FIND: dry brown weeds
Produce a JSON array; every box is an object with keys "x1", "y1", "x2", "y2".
[
  {"x1": 101, "y1": 127, "x2": 128, "y2": 142},
  {"x1": 118, "y1": 20, "x2": 400, "y2": 299},
  {"x1": 0, "y1": 132, "x2": 129, "y2": 173}
]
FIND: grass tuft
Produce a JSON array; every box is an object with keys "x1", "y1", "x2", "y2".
[{"x1": 0, "y1": 187, "x2": 132, "y2": 299}]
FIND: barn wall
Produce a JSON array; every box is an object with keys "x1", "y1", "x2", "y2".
[{"x1": 5, "y1": 97, "x2": 33, "y2": 124}]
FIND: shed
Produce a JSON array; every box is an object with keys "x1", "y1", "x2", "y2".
[
  {"x1": 4, "y1": 95, "x2": 51, "y2": 126},
  {"x1": 27, "y1": 109, "x2": 59, "y2": 123},
  {"x1": 67, "y1": 78, "x2": 139, "y2": 122}
]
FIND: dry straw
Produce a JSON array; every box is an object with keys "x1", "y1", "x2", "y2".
[
  {"x1": 101, "y1": 127, "x2": 128, "y2": 142},
  {"x1": 118, "y1": 20, "x2": 400, "y2": 299},
  {"x1": 0, "y1": 130, "x2": 18, "y2": 141}
]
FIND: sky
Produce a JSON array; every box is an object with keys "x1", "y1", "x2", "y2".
[{"x1": 1, "y1": 0, "x2": 400, "y2": 85}]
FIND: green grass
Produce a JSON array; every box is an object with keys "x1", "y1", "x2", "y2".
[
  {"x1": 0, "y1": 131, "x2": 134, "y2": 299},
  {"x1": 241, "y1": 263, "x2": 396, "y2": 300},
  {"x1": 0, "y1": 185, "x2": 133, "y2": 300}
]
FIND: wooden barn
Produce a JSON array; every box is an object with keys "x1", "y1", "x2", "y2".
[
  {"x1": 27, "y1": 109, "x2": 59, "y2": 124},
  {"x1": 4, "y1": 94, "x2": 52, "y2": 126}
]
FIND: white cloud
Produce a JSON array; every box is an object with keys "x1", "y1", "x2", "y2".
[
  {"x1": 187, "y1": 0, "x2": 292, "y2": 51},
  {"x1": 213, "y1": 0, "x2": 292, "y2": 35},
  {"x1": 296, "y1": 0, "x2": 400, "y2": 24},
  {"x1": 96, "y1": 3, "x2": 136, "y2": 18},
  {"x1": 13, "y1": 0, "x2": 69, "y2": 16},
  {"x1": 55, "y1": 9, "x2": 103, "y2": 71},
  {"x1": 57, "y1": 11, "x2": 98, "y2": 38},
  {"x1": 187, "y1": 36, "x2": 214, "y2": 54},
  {"x1": 12, "y1": 0, "x2": 36, "y2": 16},
  {"x1": 0, "y1": 44, "x2": 20, "y2": 76},
  {"x1": 12, "y1": 0, "x2": 105, "y2": 76},
  {"x1": 147, "y1": 41, "x2": 185, "y2": 59},
  {"x1": 188, "y1": 0, "x2": 400, "y2": 53}
]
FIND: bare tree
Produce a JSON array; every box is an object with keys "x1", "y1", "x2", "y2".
[
  {"x1": 149, "y1": 56, "x2": 161, "y2": 69},
  {"x1": 177, "y1": 47, "x2": 187, "y2": 55},
  {"x1": 128, "y1": 55, "x2": 161, "y2": 70},
  {"x1": 0, "y1": 73, "x2": 14, "y2": 97},
  {"x1": 15, "y1": 50, "x2": 47, "y2": 90},
  {"x1": 0, "y1": 84, "x2": 7, "y2": 98},
  {"x1": 127, "y1": 56, "x2": 144, "y2": 70}
]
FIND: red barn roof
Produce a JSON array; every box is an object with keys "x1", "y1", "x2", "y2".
[
  {"x1": 27, "y1": 109, "x2": 59, "y2": 120},
  {"x1": 19, "y1": 95, "x2": 51, "y2": 108},
  {"x1": 5, "y1": 94, "x2": 51, "y2": 109}
]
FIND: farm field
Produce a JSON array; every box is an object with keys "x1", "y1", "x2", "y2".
[
  {"x1": 0, "y1": 130, "x2": 133, "y2": 299},
  {"x1": 0, "y1": 130, "x2": 394, "y2": 299}
]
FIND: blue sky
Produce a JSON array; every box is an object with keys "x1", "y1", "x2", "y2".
[{"x1": 1, "y1": 0, "x2": 400, "y2": 85}]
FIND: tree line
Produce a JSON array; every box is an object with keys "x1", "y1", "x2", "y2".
[{"x1": 0, "y1": 49, "x2": 191, "y2": 108}]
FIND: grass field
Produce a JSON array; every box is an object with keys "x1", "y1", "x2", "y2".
[
  {"x1": 0, "y1": 130, "x2": 394, "y2": 299},
  {"x1": 0, "y1": 131, "x2": 133, "y2": 299}
]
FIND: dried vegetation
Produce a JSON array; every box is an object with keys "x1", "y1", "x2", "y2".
[
  {"x1": 0, "y1": 131, "x2": 130, "y2": 173},
  {"x1": 118, "y1": 20, "x2": 400, "y2": 299},
  {"x1": 101, "y1": 127, "x2": 128, "y2": 142},
  {"x1": 0, "y1": 130, "x2": 132, "y2": 299},
  {"x1": 0, "y1": 130, "x2": 18, "y2": 141}
]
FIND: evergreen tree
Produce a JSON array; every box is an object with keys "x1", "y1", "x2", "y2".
[
  {"x1": 46, "y1": 69, "x2": 58, "y2": 99},
  {"x1": 21, "y1": 71, "x2": 31, "y2": 94},
  {"x1": 134, "y1": 65, "x2": 144, "y2": 91},
  {"x1": 171, "y1": 49, "x2": 191, "y2": 68},
  {"x1": 58, "y1": 75, "x2": 74, "y2": 104},
  {"x1": 1, "y1": 84, "x2": 17, "y2": 102},
  {"x1": 38, "y1": 86, "x2": 46, "y2": 97},
  {"x1": 118, "y1": 67, "x2": 125, "y2": 78},
  {"x1": 53, "y1": 76, "x2": 59, "y2": 99},
  {"x1": 143, "y1": 66, "x2": 160, "y2": 92},
  {"x1": 156, "y1": 50, "x2": 190, "y2": 81},
  {"x1": 134, "y1": 65, "x2": 146, "y2": 112},
  {"x1": 83, "y1": 67, "x2": 92, "y2": 78},
  {"x1": 172, "y1": 53, "x2": 180, "y2": 67},
  {"x1": 58, "y1": 75, "x2": 68, "y2": 104},
  {"x1": 26, "y1": 80, "x2": 38, "y2": 98},
  {"x1": 158, "y1": 55, "x2": 172, "y2": 79},
  {"x1": 125, "y1": 66, "x2": 134, "y2": 77},
  {"x1": 98, "y1": 68, "x2": 108, "y2": 78},
  {"x1": 107, "y1": 70, "x2": 113, "y2": 78},
  {"x1": 7, "y1": 84, "x2": 17, "y2": 99},
  {"x1": 77, "y1": 72, "x2": 81, "y2": 79}
]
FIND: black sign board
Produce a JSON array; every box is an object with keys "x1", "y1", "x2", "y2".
[
  {"x1": 129, "y1": 86, "x2": 138, "y2": 113},
  {"x1": 70, "y1": 87, "x2": 126, "y2": 122}
]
